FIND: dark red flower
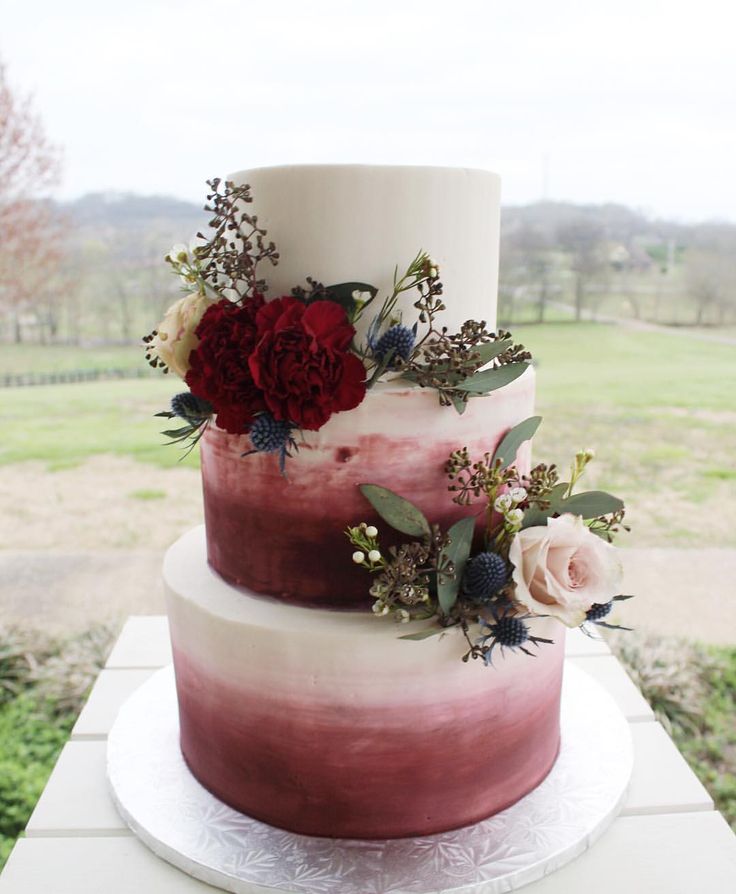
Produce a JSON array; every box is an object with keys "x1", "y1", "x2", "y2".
[
  {"x1": 185, "y1": 296, "x2": 266, "y2": 434},
  {"x1": 248, "y1": 297, "x2": 366, "y2": 430}
]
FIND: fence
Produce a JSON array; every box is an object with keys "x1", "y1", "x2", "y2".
[{"x1": 1, "y1": 368, "x2": 156, "y2": 388}]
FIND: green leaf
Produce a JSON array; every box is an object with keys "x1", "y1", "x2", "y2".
[
  {"x1": 492, "y1": 416, "x2": 542, "y2": 469},
  {"x1": 454, "y1": 361, "x2": 529, "y2": 394},
  {"x1": 471, "y1": 338, "x2": 513, "y2": 365},
  {"x1": 521, "y1": 486, "x2": 624, "y2": 528},
  {"x1": 560, "y1": 491, "x2": 624, "y2": 518},
  {"x1": 437, "y1": 516, "x2": 476, "y2": 614},
  {"x1": 161, "y1": 425, "x2": 197, "y2": 439},
  {"x1": 450, "y1": 392, "x2": 468, "y2": 414},
  {"x1": 322, "y1": 281, "x2": 378, "y2": 318},
  {"x1": 359, "y1": 484, "x2": 430, "y2": 537},
  {"x1": 520, "y1": 506, "x2": 549, "y2": 529},
  {"x1": 520, "y1": 483, "x2": 568, "y2": 529},
  {"x1": 399, "y1": 627, "x2": 443, "y2": 641}
]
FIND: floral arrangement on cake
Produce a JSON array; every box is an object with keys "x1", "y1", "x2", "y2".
[
  {"x1": 345, "y1": 420, "x2": 633, "y2": 665},
  {"x1": 144, "y1": 179, "x2": 531, "y2": 467}
]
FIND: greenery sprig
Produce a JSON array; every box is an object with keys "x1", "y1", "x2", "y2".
[{"x1": 195, "y1": 179, "x2": 280, "y2": 302}]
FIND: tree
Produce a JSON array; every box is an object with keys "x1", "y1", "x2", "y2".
[
  {"x1": 557, "y1": 219, "x2": 606, "y2": 321},
  {"x1": 499, "y1": 222, "x2": 555, "y2": 324},
  {"x1": 686, "y1": 248, "x2": 736, "y2": 326},
  {"x1": 0, "y1": 60, "x2": 63, "y2": 342}
]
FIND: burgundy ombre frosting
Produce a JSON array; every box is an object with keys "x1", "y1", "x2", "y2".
[
  {"x1": 201, "y1": 369, "x2": 536, "y2": 607},
  {"x1": 165, "y1": 528, "x2": 565, "y2": 839}
]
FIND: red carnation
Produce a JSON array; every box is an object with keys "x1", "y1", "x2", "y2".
[
  {"x1": 248, "y1": 297, "x2": 366, "y2": 430},
  {"x1": 185, "y1": 296, "x2": 266, "y2": 434}
]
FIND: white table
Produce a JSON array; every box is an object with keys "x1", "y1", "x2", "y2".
[{"x1": 2, "y1": 616, "x2": 735, "y2": 893}]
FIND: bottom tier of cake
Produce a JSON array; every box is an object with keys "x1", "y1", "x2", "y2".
[{"x1": 165, "y1": 527, "x2": 566, "y2": 840}]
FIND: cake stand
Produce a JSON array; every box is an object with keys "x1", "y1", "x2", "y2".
[{"x1": 107, "y1": 663, "x2": 632, "y2": 894}]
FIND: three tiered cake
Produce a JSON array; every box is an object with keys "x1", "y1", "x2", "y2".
[{"x1": 150, "y1": 165, "x2": 626, "y2": 840}]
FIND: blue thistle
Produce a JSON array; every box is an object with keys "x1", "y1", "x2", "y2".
[
  {"x1": 245, "y1": 413, "x2": 297, "y2": 474},
  {"x1": 170, "y1": 392, "x2": 213, "y2": 423},
  {"x1": 373, "y1": 324, "x2": 416, "y2": 367},
  {"x1": 476, "y1": 604, "x2": 554, "y2": 666},
  {"x1": 463, "y1": 552, "x2": 508, "y2": 601},
  {"x1": 249, "y1": 413, "x2": 293, "y2": 453},
  {"x1": 586, "y1": 601, "x2": 613, "y2": 622},
  {"x1": 491, "y1": 615, "x2": 529, "y2": 649}
]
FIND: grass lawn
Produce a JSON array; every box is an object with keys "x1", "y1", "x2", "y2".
[
  {"x1": 0, "y1": 323, "x2": 734, "y2": 543},
  {"x1": 0, "y1": 344, "x2": 143, "y2": 376}
]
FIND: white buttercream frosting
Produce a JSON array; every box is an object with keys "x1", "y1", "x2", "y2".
[{"x1": 227, "y1": 164, "x2": 501, "y2": 333}]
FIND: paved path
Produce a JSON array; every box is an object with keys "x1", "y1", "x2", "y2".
[{"x1": 1, "y1": 548, "x2": 734, "y2": 645}]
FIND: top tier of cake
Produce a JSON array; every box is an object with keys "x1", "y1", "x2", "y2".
[{"x1": 227, "y1": 164, "x2": 502, "y2": 331}]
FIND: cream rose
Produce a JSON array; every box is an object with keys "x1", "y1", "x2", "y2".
[
  {"x1": 149, "y1": 291, "x2": 217, "y2": 379},
  {"x1": 509, "y1": 513, "x2": 623, "y2": 627}
]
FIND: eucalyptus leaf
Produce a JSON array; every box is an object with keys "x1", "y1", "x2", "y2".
[
  {"x1": 560, "y1": 491, "x2": 624, "y2": 518},
  {"x1": 455, "y1": 361, "x2": 529, "y2": 394},
  {"x1": 359, "y1": 484, "x2": 430, "y2": 537},
  {"x1": 492, "y1": 416, "x2": 542, "y2": 469},
  {"x1": 450, "y1": 392, "x2": 469, "y2": 415},
  {"x1": 520, "y1": 483, "x2": 568, "y2": 529},
  {"x1": 471, "y1": 338, "x2": 513, "y2": 366},
  {"x1": 399, "y1": 627, "x2": 443, "y2": 641},
  {"x1": 437, "y1": 516, "x2": 476, "y2": 614},
  {"x1": 520, "y1": 506, "x2": 550, "y2": 529}
]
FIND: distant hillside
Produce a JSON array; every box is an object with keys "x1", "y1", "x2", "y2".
[{"x1": 60, "y1": 192, "x2": 207, "y2": 233}]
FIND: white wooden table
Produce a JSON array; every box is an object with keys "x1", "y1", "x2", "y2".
[{"x1": 2, "y1": 615, "x2": 736, "y2": 893}]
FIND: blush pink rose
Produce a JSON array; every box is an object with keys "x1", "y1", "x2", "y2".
[{"x1": 509, "y1": 513, "x2": 623, "y2": 627}]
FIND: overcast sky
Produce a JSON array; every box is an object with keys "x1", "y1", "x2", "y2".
[{"x1": 3, "y1": 0, "x2": 735, "y2": 221}]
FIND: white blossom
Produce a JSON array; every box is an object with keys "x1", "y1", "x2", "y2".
[
  {"x1": 494, "y1": 493, "x2": 513, "y2": 513},
  {"x1": 352, "y1": 551, "x2": 365, "y2": 564},
  {"x1": 365, "y1": 525, "x2": 378, "y2": 538}
]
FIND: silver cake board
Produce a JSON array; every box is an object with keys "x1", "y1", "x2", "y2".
[{"x1": 107, "y1": 663, "x2": 632, "y2": 894}]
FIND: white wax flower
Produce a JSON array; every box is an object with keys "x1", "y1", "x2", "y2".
[
  {"x1": 396, "y1": 609, "x2": 411, "y2": 623},
  {"x1": 509, "y1": 487, "x2": 527, "y2": 503},
  {"x1": 365, "y1": 526, "x2": 378, "y2": 538},
  {"x1": 494, "y1": 494, "x2": 513, "y2": 513},
  {"x1": 372, "y1": 601, "x2": 390, "y2": 616},
  {"x1": 506, "y1": 508, "x2": 524, "y2": 525},
  {"x1": 368, "y1": 549, "x2": 381, "y2": 563},
  {"x1": 352, "y1": 551, "x2": 365, "y2": 564}
]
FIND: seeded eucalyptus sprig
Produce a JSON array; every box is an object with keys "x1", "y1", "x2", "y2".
[
  {"x1": 397, "y1": 324, "x2": 532, "y2": 411},
  {"x1": 195, "y1": 178, "x2": 280, "y2": 302}
]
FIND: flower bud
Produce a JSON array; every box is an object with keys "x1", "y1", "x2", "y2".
[
  {"x1": 372, "y1": 601, "x2": 390, "y2": 616},
  {"x1": 368, "y1": 549, "x2": 381, "y2": 563},
  {"x1": 352, "y1": 551, "x2": 365, "y2": 564},
  {"x1": 365, "y1": 525, "x2": 378, "y2": 538},
  {"x1": 396, "y1": 609, "x2": 411, "y2": 623},
  {"x1": 509, "y1": 487, "x2": 528, "y2": 503},
  {"x1": 506, "y1": 508, "x2": 524, "y2": 526},
  {"x1": 494, "y1": 493, "x2": 513, "y2": 513}
]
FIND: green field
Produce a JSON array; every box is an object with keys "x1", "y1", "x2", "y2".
[
  {"x1": 0, "y1": 344, "x2": 145, "y2": 375},
  {"x1": 1, "y1": 324, "x2": 734, "y2": 544}
]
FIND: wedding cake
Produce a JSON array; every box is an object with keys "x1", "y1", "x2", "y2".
[{"x1": 149, "y1": 165, "x2": 627, "y2": 840}]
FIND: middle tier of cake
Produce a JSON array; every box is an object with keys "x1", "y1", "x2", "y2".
[
  {"x1": 200, "y1": 367, "x2": 536, "y2": 607},
  {"x1": 166, "y1": 526, "x2": 566, "y2": 840}
]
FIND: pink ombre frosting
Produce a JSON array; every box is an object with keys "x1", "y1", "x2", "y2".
[
  {"x1": 166, "y1": 527, "x2": 565, "y2": 839},
  {"x1": 201, "y1": 368, "x2": 536, "y2": 606}
]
